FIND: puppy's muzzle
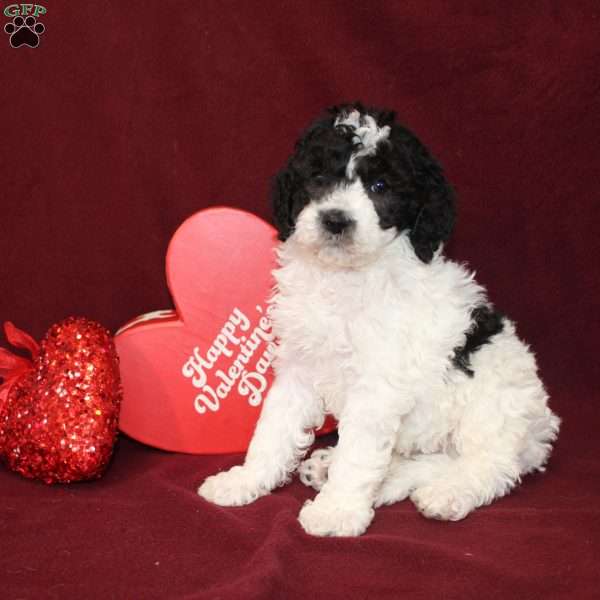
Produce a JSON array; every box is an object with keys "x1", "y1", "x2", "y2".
[{"x1": 320, "y1": 209, "x2": 355, "y2": 236}]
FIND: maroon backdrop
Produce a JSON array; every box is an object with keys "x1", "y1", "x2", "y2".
[{"x1": 1, "y1": 2, "x2": 599, "y2": 599}]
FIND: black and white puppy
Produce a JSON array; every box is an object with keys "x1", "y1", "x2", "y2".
[{"x1": 199, "y1": 103, "x2": 560, "y2": 537}]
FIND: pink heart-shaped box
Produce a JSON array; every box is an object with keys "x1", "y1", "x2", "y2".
[{"x1": 115, "y1": 207, "x2": 335, "y2": 454}]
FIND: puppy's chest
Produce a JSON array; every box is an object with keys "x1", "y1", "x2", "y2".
[
  {"x1": 274, "y1": 269, "x2": 408, "y2": 414},
  {"x1": 277, "y1": 271, "x2": 390, "y2": 358}
]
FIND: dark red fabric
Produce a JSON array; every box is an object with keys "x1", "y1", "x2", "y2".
[{"x1": 1, "y1": 2, "x2": 599, "y2": 598}]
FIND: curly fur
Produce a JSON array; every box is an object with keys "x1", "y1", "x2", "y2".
[{"x1": 198, "y1": 103, "x2": 560, "y2": 537}]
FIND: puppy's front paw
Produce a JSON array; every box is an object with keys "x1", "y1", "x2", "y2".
[
  {"x1": 198, "y1": 466, "x2": 267, "y2": 507},
  {"x1": 298, "y1": 494, "x2": 374, "y2": 537},
  {"x1": 411, "y1": 484, "x2": 474, "y2": 521}
]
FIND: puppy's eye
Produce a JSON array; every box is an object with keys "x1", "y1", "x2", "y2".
[
  {"x1": 370, "y1": 179, "x2": 388, "y2": 194},
  {"x1": 312, "y1": 175, "x2": 327, "y2": 186}
]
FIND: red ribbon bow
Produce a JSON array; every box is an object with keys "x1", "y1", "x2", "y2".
[{"x1": 0, "y1": 322, "x2": 40, "y2": 404}]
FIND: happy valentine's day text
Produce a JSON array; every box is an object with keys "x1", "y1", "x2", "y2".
[{"x1": 181, "y1": 306, "x2": 276, "y2": 414}]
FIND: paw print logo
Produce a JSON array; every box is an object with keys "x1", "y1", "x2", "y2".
[{"x1": 4, "y1": 15, "x2": 45, "y2": 48}]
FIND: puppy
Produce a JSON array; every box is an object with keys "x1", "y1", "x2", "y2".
[{"x1": 198, "y1": 103, "x2": 560, "y2": 536}]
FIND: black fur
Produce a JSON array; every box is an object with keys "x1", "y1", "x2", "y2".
[
  {"x1": 452, "y1": 306, "x2": 505, "y2": 377},
  {"x1": 272, "y1": 102, "x2": 455, "y2": 262}
]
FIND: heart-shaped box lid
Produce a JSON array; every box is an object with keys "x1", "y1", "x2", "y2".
[{"x1": 116, "y1": 207, "x2": 335, "y2": 454}]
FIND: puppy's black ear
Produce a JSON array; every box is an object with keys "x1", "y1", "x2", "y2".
[
  {"x1": 272, "y1": 167, "x2": 305, "y2": 241},
  {"x1": 410, "y1": 181, "x2": 455, "y2": 262},
  {"x1": 401, "y1": 130, "x2": 456, "y2": 263}
]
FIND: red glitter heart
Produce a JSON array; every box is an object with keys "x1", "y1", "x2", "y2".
[{"x1": 0, "y1": 318, "x2": 122, "y2": 484}]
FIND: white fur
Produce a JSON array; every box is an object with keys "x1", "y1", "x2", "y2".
[{"x1": 198, "y1": 180, "x2": 560, "y2": 537}]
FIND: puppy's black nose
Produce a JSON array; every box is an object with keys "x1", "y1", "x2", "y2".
[{"x1": 320, "y1": 209, "x2": 354, "y2": 235}]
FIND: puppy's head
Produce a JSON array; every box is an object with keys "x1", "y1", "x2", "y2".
[{"x1": 272, "y1": 103, "x2": 455, "y2": 266}]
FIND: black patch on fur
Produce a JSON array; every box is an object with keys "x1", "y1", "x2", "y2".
[
  {"x1": 452, "y1": 306, "x2": 505, "y2": 377},
  {"x1": 271, "y1": 101, "x2": 455, "y2": 262}
]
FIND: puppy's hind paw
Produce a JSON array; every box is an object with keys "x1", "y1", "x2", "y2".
[
  {"x1": 411, "y1": 484, "x2": 474, "y2": 521},
  {"x1": 298, "y1": 447, "x2": 333, "y2": 491}
]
